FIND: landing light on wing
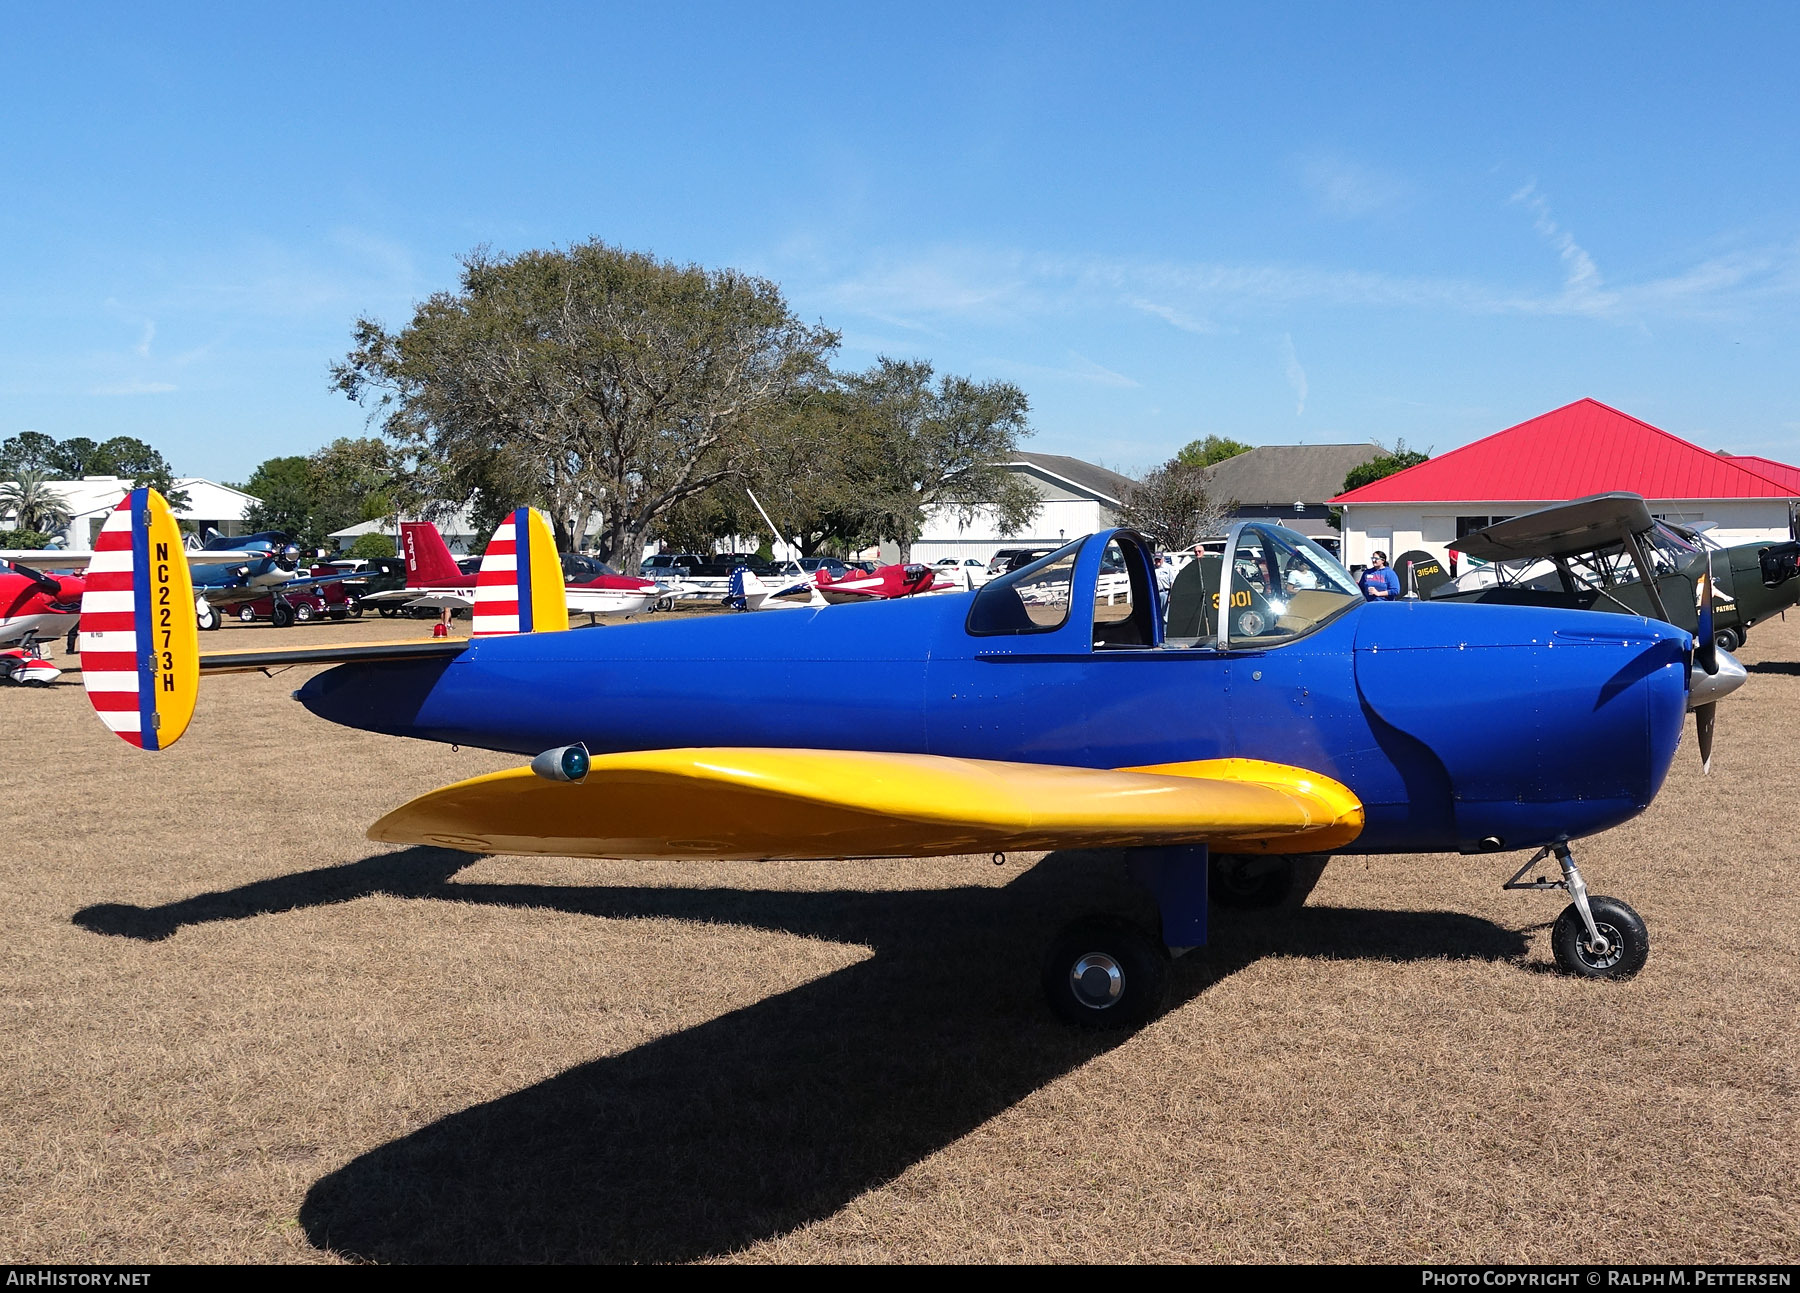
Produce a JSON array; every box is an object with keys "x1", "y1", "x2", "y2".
[{"x1": 530, "y1": 743, "x2": 591, "y2": 783}]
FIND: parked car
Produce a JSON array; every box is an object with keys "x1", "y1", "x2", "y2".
[
  {"x1": 642, "y1": 552, "x2": 706, "y2": 576},
  {"x1": 988, "y1": 547, "x2": 1059, "y2": 578},
  {"x1": 798, "y1": 556, "x2": 853, "y2": 579},
  {"x1": 933, "y1": 556, "x2": 989, "y2": 587},
  {"x1": 233, "y1": 588, "x2": 346, "y2": 627}
]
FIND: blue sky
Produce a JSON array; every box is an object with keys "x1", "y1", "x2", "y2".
[{"x1": 4, "y1": 2, "x2": 1798, "y2": 483}]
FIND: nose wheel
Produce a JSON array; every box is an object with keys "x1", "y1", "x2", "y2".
[{"x1": 1505, "y1": 844, "x2": 1648, "y2": 979}]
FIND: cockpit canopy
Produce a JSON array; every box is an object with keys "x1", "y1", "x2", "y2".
[{"x1": 967, "y1": 523, "x2": 1363, "y2": 651}]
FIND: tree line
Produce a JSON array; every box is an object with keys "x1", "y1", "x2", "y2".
[
  {"x1": 0, "y1": 433, "x2": 189, "y2": 547},
  {"x1": 313, "y1": 240, "x2": 1040, "y2": 571}
]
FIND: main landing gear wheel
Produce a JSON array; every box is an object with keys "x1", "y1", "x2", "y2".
[
  {"x1": 378, "y1": 604, "x2": 398, "y2": 618},
  {"x1": 1041, "y1": 916, "x2": 1169, "y2": 1029},
  {"x1": 271, "y1": 602, "x2": 296, "y2": 629},
  {"x1": 1713, "y1": 627, "x2": 1741, "y2": 653},
  {"x1": 1552, "y1": 897, "x2": 1648, "y2": 979},
  {"x1": 237, "y1": 604, "x2": 258, "y2": 623},
  {"x1": 1210, "y1": 853, "x2": 1292, "y2": 908},
  {"x1": 195, "y1": 602, "x2": 219, "y2": 631}
]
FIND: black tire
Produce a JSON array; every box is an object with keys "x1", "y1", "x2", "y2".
[
  {"x1": 271, "y1": 602, "x2": 296, "y2": 629},
  {"x1": 378, "y1": 605, "x2": 397, "y2": 619},
  {"x1": 195, "y1": 603, "x2": 219, "y2": 631},
  {"x1": 1552, "y1": 897, "x2": 1648, "y2": 979},
  {"x1": 237, "y1": 605, "x2": 258, "y2": 623},
  {"x1": 327, "y1": 604, "x2": 347, "y2": 621},
  {"x1": 293, "y1": 603, "x2": 315, "y2": 624},
  {"x1": 1713, "y1": 627, "x2": 1740, "y2": 653},
  {"x1": 1210, "y1": 853, "x2": 1294, "y2": 909},
  {"x1": 1041, "y1": 916, "x2": 1170, "y2": 1029},
  {"x1": 346, "y1": 599, "x2": 363, "y2": 619}
]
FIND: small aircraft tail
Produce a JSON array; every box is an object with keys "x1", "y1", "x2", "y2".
[
  {"x1": 1395, "y1": 550, "x2": 1450, "y2": 598},
  {"x1": 78, "y1": 488, "x2": 199, "y2": 749},
  {"x1": 400, "y1": 521, "x2": 465, "y2": 587},
  {"x1": 473, "y1": 508, "x2": 569, "y2": 637},
  {"x1": 77, "y1": 503, "x2": 566, "y2": 752}
]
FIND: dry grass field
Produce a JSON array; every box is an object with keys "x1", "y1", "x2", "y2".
[{"x1": 1, "y1": 607, "x2": 1795, "y2": 1264}]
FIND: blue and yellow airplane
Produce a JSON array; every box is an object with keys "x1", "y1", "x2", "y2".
[{"x1": 77, "y1": 490, "x2": 1744, "y2": 1027}]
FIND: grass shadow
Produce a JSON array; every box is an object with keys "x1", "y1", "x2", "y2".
[
  {"x1": 72, "y1": 847, "x2": 1527, "y2": 1262},
  {"x1": 1746, "y1": 659, "x2": 1800, "y2": 676}
]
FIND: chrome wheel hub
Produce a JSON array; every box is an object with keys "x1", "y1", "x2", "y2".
[
  {"x1": 1579, "y1": 921, "x2": 1624, "y2": 970},
  {"x1": 1069, "y1": 953, "x2": 1124, "y2": 1009}
]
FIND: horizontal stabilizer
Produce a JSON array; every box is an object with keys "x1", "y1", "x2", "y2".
[
  {"x1": 191, "y1": 638, "x2": 468, "y2": 675},
  {"x1": 368, "y1": 748, "x2": 1364, "y2": 860}
]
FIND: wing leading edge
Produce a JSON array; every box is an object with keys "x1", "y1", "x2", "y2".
[{"x1": 367, "y1": 748, "x2": 1364, "y2": 860}]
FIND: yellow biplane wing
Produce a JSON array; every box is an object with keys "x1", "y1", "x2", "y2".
[{"x1": 367, "y1": 748, "x2": 1363, "y2": 860}]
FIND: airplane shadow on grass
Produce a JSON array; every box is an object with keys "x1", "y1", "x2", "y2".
[{"x1": 75, "y1": 847, "x2": 1528, "y2": 1263}]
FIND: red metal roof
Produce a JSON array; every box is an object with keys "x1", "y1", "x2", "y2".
[
  {"x1": 1719, "y1": 453, "x2": 1800, "y2": 494},
  {"x1": 1331, "y1": 399, "x2": 1800, "y2": 504}
]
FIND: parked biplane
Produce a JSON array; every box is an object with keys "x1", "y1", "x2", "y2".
[
  {"x1": 1393, "y1": 492, "x2": 1800, "y2": 656},
  {"x1": 78, "y1": 491, "x2": 1743, "y2": 1027}
]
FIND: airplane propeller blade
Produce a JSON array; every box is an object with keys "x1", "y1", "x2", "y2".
[
  {"x1": 3, "y1": 559, "x2": 64, "y2": 598},
  {"x1": 1694, "y1": 550, "x2": 1718, "y2": 676},
  {"x1": 1687, "y1": 646, "x2": 1744, "y2": 775}
]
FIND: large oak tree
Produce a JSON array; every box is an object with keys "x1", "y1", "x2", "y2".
[{"x1": 331, "y1": 240, "x2": 838, "y2": 570}]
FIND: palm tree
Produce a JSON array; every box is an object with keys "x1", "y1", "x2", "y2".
[{"x1": 0, "y1": 470, "x2": 74, "y2": 533}]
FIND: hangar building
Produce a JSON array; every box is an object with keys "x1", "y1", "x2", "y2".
[
  {"x1": 1201, "y1": 442, "x2": 1387, "y2": 541},
  {"x1": 6, "y1": 476, "x2": 260, "y2": 550},
  {"x1": 910, "y1": 452, "x2": 1136, "y2": 564},
  {"x1": 1331, "y1": 399, "x2": 1800, "y2": 569}
]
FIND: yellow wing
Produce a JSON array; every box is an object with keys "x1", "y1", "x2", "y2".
[{"x1": 367, "y1": 748, "x2": 1363, "y2": 860}]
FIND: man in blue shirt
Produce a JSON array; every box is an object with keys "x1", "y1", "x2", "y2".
[{"x1": 1359, "y1": 550, "x2": 1401, "y2": 600}]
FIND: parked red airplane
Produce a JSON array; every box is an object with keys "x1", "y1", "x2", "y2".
[
  {"x1": 814, "y1": 561, "x2": 955, "y2": 604},
  {"x1": 1, "y1": 559, "x2": 86, "y2": 651},
  {"x1": 356, "y1": 519, "x2": 664, "y2": 618}
]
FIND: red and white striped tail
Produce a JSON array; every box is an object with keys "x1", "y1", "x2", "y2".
[
  {"x1": 77, "y1": 488, "x2": 199, "y2": 750},
  {"x1": 79, "y1": 498, "x2": 151, "y2": 745},
  {"x1": 472, "y1": 507, "x2": 568, "y2": 637}
]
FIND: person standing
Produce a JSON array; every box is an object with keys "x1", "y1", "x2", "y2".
[{"x1": 1359, "y1": 550, "x2": 1400, "y2": 601}]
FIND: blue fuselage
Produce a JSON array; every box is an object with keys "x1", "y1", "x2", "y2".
[{"x1": 300, "y1": 543, "x2": 1692, "y2": 857}]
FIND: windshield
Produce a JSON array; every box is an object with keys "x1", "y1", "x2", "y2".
[
  {"x1": 1222, "y1": 524, "x2": 1362, "y2": 648},
  {"x1": 966, "y1": 538, "x2": 1083, "y2": 635}
]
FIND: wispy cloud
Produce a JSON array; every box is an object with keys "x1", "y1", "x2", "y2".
[
  {"x1": 1298, "y1": 155, "x2": 1410, "y2": 218},
  {"x1": 90, "y1": 381, "x2": 177, "y2": 396},
  {"x1": 1280, "y1": 334, "x2": 1307, "y2": 415},
  {"x1": 1124, "y1": 296, "x2": 1224, "y2": 335},
  {"x1": 133, "y1": 321, "x2": 155, "y2": 357},
  {"x1": 791, "y1": 228, "x2": 1800, "y2": 337},
  {"x1": 983, "y1": 351, "x2": 1139, "y2": 388},
  {"x1": 1510, "y1": 180, "x2": 1603, "y2": 303}
]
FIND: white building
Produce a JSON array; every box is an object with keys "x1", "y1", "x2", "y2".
[
  {"x1": 3, "y1": 476, "x2": 260, "y2": 550},
  {"x1": 1331, "y1": 399, "x2": 1800, "y2": 569},
  {"x1": 910, "y1": 452, "x2": 1136, "y2": 564},
  {"x1": 328, "y1": 510, "x2": 482, "y2": 554}
]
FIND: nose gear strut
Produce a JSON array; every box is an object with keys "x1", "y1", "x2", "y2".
[{"x1": 1503, "y1": 843, "x2": 1649, "y2": 979}]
